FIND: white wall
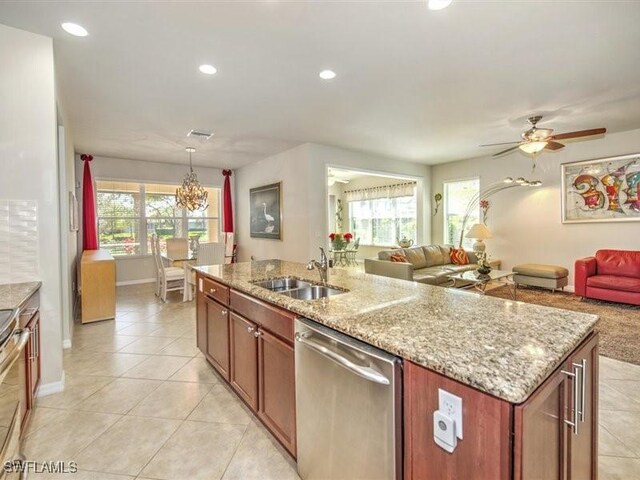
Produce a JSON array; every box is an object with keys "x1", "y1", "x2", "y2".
[
  {"x1": 235, "y1": 143, "x2": 431, "y2": 263},
  {"x1": 75, "y1": 154, "x2": 229, "y2": 284},
  {"x1": 0, "y1": 24, "x2": 64, "y2": 388},
  {"x1": 431, "y1": 128, "x2": 640, "y2": 286}
]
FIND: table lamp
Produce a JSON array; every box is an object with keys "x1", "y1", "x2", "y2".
[{"x1": 465, "y1": 223, "x2": 492, "y2": 253}]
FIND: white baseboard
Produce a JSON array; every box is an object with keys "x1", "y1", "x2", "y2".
[
  {"x1": 116, "y1": 278, "x2": 156, "y2": 287},
  {"x1": 36, "y1": 371, "x2": 65, "y2": 397},
  {"x1": 62, "y1": 338, "x2": 72, "y2": 349},
  {"x1": 565, "y1": 285, "x2": 575, "y2": 293}
]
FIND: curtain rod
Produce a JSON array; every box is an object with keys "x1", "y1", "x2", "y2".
[{"x1": 343, "y1": 181, "x2": 417, "y2": 195}]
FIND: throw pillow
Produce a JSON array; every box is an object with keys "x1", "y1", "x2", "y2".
[
  {"x1": 450, "y1": 248, "x2": 469, "y2": 265},
  {"x1": 389, "y1": 253, "x2": 409, "y2": 263}
]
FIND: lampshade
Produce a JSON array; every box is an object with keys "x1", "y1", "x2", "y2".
[
  {"x1": 519, "y1": 141, "x2": 547, "y2": 154},
  {"x1": 466, "y1": 223, "x2": 492, "y2": 240}
]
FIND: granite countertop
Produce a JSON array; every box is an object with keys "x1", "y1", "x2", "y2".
[
  {"x1": 195, "y1": 260, "x2": 598, "y2": 404},
  {"x1": 0, "y1": 281, "x2": 42, "y2": 310}
]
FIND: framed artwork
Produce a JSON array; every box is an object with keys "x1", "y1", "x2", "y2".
[
  {"x1": 250, "y1": 182, "x2": 282, "y2": 239},
  {"x1": 69, "y1": 191, "x2": 79, "y2": 232},
  {"x1": 561, "y1": 153, "x2": 640, "y2": 223}
]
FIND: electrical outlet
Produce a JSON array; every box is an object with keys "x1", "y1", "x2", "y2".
[{"x1": 438, "y1": 389, "x2": 463, "y2": 439}]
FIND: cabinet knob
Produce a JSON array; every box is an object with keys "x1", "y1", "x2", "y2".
[
  {"x1": 221, "y1": 309, "x2": 228, "y2": 315},
  {"x1": 247, "y1": 326, "x2": 255, "y2": 333},
  {"x1": 209, "y1": 288, "x2": 216, "y2": 293},
  {"x1": 253, "y1": 330, "x2": 262, "y2": 338}
]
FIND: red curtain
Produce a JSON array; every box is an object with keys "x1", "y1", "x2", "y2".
[
  {"x1": 81, "y1": 154, "x2": 99, "y2": 250},
  {"x1": 222, "y1": 169, "x2": 234, "y2": 232}
]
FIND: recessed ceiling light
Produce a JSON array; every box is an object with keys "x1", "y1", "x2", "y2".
[
  {"x1": 428, "y1": 0, "x2": 453, "y2": 10},
  {"x1": 61, "y1": 22, "x2": 88, "y2": 37},
  {"x1": 199, "y1": 64, "x2": 217, "y2": 75},
  {"x1": 319, "y1": 70, "x2": 337, "y2": 80}
]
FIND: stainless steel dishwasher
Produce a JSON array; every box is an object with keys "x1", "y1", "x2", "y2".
[{"x1": 294, "y1": 318, "x2": 402, "y2": 480}]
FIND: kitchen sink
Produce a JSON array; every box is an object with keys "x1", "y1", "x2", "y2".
[
  {"x1": 283, "y1": 285, "x2": 346, "y2": 300},
  {"x1": 251, "y1": 277, "x2": 312, "y2": 292},
  {"x1": 250, "y1": 277, "x2": 348, "y2": 300}
]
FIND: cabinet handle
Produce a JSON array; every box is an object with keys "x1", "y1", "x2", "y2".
[
  {"x1": 578, "y1": 358, "x2": 587, "y2": 423},
  {"x1": 562, "y1": 362, "x2": 584, "y2": 435},
  {"x1": 29, "y1": 329, "x2": 36, "y2": 360},
  {"x1": 247, "y1": 326, "x2": 255, "y2": 334}
]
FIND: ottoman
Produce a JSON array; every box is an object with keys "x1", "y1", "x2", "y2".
[{"x1": 512, "y1": 264, "x2": 569, "y2": 292}]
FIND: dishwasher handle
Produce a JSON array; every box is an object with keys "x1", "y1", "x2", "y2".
[{"x1": 295, "y1": 332, "x2": 391, "y2": 386}]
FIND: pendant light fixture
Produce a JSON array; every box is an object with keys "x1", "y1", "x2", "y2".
[{"x1": 176, "y1": 147, "x2": 208, "y2": 211}]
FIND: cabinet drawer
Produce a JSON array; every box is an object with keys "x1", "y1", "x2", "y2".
[
  {"x1": 202, "y1": 276, "x2": 230, "y2": 306},
  {"x1": 19, "y1": 291, "x2": 40, "y2": 328},
  {"x1": 230, "y1": 290, "x2": 295, "y2": 343}
]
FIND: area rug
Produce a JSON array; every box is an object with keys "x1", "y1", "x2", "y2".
[{"x1": 486, "y1": 285, "x2": 640, "y2": 366}]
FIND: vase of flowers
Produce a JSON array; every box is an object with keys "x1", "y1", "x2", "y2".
[
  {"x1": 329, "y1": 232, "x2": 353, "y2": 251},
  {"x1": 476, "y1": 251, "x2": 492, "y2": 275}
]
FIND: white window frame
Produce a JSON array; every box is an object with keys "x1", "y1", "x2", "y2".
[{"x1": 443, "y1": 177, "x2": 479, "y2": 249}]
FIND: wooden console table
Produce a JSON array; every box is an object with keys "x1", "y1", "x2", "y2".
[{"x1": 81, "y1": 249, "x2": 116, "y2": 323}]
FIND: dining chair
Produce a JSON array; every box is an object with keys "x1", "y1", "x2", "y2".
[
  {"x1": 166, "y1": 237, "x2": 189, "y2": 261},
  {"x1": 345, "y1": 237, "x2": 360, "y2": 266},
  {"x1": 183, "y1": 242, "x2": 226, "y2": 302},
  {"x1": 153, "y1": 235, "x2": 185, "y2": 302}
]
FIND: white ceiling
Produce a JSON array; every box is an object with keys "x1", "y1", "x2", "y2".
[{"x1": 1, "y1": 1, "x2": 640, "y2": 168}]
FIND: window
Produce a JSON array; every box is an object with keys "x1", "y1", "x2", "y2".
[
  {"x1": 97, "y1": 180, "x2": 220, "y2": 256},
  {"x1": 348, "y1": 190, "x2": 417, "y2": 247},
  {"x1": 443, "y1": 178, "x2": 479, "y2": 249}
]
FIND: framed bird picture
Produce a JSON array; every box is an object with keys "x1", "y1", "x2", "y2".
[{"x1": 250, "y1": 182, "x2": 282, "y2": 239}]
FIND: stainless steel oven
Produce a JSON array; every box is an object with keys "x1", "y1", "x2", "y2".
[{"x1": 0, "y1": 309, "x2": 30, "y2": 480}]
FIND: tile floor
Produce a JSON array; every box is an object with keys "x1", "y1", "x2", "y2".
[{"x1": 24, "y1": 283, "x2": 640, "y2": 479}]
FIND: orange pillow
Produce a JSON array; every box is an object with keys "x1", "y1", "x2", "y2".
[
  {"x1": 390, "y1": 253, "x2": 409, "y2": 263},
  {"x1": 450, "y1": 248, "x2": 469, "y2": 265}
]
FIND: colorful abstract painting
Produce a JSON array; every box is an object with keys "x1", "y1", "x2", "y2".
[{"x1": 562, "y1": 153, "x2": 640, "y2": 223}]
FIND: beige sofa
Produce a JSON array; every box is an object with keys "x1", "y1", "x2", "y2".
[{"x1": 364, "y1": 244, "x2": 481, "y2": 285}]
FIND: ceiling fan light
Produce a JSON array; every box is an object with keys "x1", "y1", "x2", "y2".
[
  {"x1": 519, "y1": 141, "x2": 548, "y2": 154},
  {"x1": 503, "y1": 177, "x2": 514, "y2": 183},
  {"x1": 515, "y1": 177, "x2": 526, "y2": 184},
  {"x1": 428, "y1": 0, "x2": 453, "y2": 10}
]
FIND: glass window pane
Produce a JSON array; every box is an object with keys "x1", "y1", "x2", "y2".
[
  {"x1": 98, "y1": 218, "x2": 141, "y2": 256},
  {"x1": 444, "y1": 178, "x2": 479, "y2": 249}
]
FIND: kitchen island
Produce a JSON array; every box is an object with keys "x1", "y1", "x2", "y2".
[{"x1": 194, "y1": 260, "x2": 599, "y2": 480}]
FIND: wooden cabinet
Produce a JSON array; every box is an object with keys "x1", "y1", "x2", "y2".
[
  {"x1": 205, "y1": 296, "x2": 230, "y2": 381},
  {"x1": 258, "y1": 328, "x2": 296, "y2": 457},
  {"x1": 406, "y1": 332, "x2": 598, "y2": 480},
  {"x1": 230, "y1": 313, "x2": 259, "y2": 410},
  {"x1": 18, "y1": 290, "x2": 41, "y2": 432},
  {"x1": 80, "y1": 249, "x2": 116, "y2": 323}
]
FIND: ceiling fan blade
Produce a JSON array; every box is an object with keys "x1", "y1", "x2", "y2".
[
  {"x1": 545, "y1": 141, "x2": 565, "y2": 151},
  {"x1": 480, "y1": 141, "x2": 521, "y2": 147},
  {"x1": 551, "y1": 128, "x2": 606, "y2": 140},
  {"x1": 493, "y1": 145, "x2": 521, "y2": 157}
]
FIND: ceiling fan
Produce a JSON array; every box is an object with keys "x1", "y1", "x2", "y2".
[{"x1": 480, "y1": 116, "x2": 606, "y2": 157}]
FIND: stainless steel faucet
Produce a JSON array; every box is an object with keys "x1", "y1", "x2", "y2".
[{"x1": 306, "y1": 247, "x2": 328, "y2": 284}]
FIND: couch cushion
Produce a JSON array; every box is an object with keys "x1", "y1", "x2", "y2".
[
  {"x1": 587, "y1": 275, "x2": 640, "y2": 293},
  {"x1": 378, "y1": 249, "x2": 401, "y2": 261},
  {"x1": 404, "y1": 246, "x2": 428, "y2": 269},
  {"x1": 513, "y1": 263, "x2": 569, "y2": 279},
  {"x1": 439, "y1": 245, "x2": 453, "y2": 261},
  {"x1": 450, "y1": 248, "x2": 469, "y2": 265},
  {"x1": 422, "y1": 245, "x2": 445, "y2": 267},
  {"x1": 596, "y1": 249, "x2": 640, "y2": 278},
  {"x1": 390, "y1": 252, "x2": 409, "y2": 263}
]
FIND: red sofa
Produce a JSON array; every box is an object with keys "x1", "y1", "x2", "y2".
[{"x1": 575, "y1": 249, "x2": 640, "y2": 306}]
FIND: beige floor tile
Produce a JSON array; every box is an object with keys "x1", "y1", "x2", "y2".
[
  {"x1": 71, "y1": 334, "x2": 142, "y2": 353},
  {"x1": 122, "y1": 355, "x2": 190, "y2": 380},
  {"x1": 142, "y1": 420, "x2": 245, "y2": 480},
  {"x1": 222, "y1": 420, "x2": 299, "y2": 480},
  {"x1": 188, "y1": 384, "x2": 252, "y2": 425},
  {"x1": 36, "y1": 374, "x2": 114, "y2": 409},
  {"x1": 33, "y1": 470, "x2": 134, "y2": 480},
  {"x1": 76, "y1": 378, "x2": 162, "y2": 414},
  {"x1": 115, "y1": 310, "x2": 157, "y2": 323},
  {"x1": 158, "y1": 338, "x2": 200, "y2": 357},
  {"x1": 599, "y1": 425, "x2": 638, "y2": 458},
  {"x1": 600, "y1": 381, "x2": 640, "y2": 411},
  {"x1": 598, "y1": 455, "x2": 640, "y2": 480},
  {"x1": 601, "y1": 356, "x2": 640, "y2": 381},
  {"x1": 72, "y1": 321, "x2": 123, "y2": 337},
  {"x1": 600, "y1": 410, "x2": 640, "y2": 456},
  {"x1": 65, "y1": 352, "x2": 151, "y2": 377},
  {"x1": 129, "y1": 381, "x2": 211, "y2": 419},
  {"x1": 24, "y1": 407, "x2": 69, "y2": 436},
  {"x1": 24, "y1": 410, "x2": 121, "y2": 461},
  {"x1": 117, "y1": 323, "x2": 163, "y2": 336},
  {"x1": 168, "y1": 357, "x2": 220, "y2": 384},
  {"x1": 147, "y1": 323, "x2": 190, "y2": 338},
  {"x1": 118, "y1": 336, "x2": 177, "y2": 354},
  {"x1": 75, "y1": 416, "x2": 182, "y2": 476}
]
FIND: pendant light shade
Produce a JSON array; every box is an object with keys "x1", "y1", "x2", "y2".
[{"x1": 176, "y1": 147, "x2": 208, "y2": 211}]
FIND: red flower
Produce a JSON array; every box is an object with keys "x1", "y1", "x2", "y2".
[
  {"x1": 344, "y1": 232, "x2": 353, "y2": 242},
  {"x1": 329, "y1": 233, "x2": 336, "y2": 241}
]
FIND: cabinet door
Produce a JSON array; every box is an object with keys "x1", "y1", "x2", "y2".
[
  {"x1": 514, "y1": 361, "x2": 569, "y2": 480},
  {"x1": 196, "y1": 287, "x2": 207, "y2": 354},
  {"x1": 206, "y1": 298, "x2": 230, "y2": 381},
  {"x1": 229, "y1": 313, "x2": 259, "y2": 410},
  {"x1": 568, "y1": 333, "x2": 599, "y2": 480},
  {"x1": 258, "y1": 329, "x2": 296, "y2": 457}
]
